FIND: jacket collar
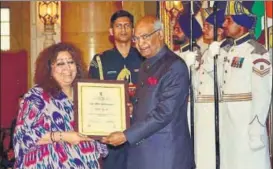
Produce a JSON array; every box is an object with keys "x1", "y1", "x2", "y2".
[
  {"x1": 180, "y1": 43, "x2": 190, "y2": 52},
  {"x1": 233, "y1": 33, "x2": 252, "y2": 46},
  {"x1": 180, "y1": 42, "x2": 200, "y2": 52},
  {"x1": 220, "y1": 38, "x2": 233, "y2": 48},
  {"x1": 143, "y1": 45, "x2": 168, "y2": 72}
]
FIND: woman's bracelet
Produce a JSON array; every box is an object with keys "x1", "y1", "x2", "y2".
[
  {"x1": 50, "y1": 132, "x2": 55, "y2": 143},
  {"x1": 50, "y1": 131, "x2": 63, "y2": 142}
]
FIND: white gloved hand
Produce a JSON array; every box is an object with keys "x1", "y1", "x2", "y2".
[
  {"x1": 208, "y1": 41, "x2": 221, "y2": 58},
  {"x1": 248, "y1": 118, "x2": 265, "y2": 150},
  {"x1": 184, "y1": 51, "x2": 199, "y2": 68}
]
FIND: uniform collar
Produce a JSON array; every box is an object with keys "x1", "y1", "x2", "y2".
[
  {"x1": 233, "y1": 33, "x2": 252, "y2": 46},
  {"x1": 143, "y1": 45, "x2": 168, "y2": 72},
  {"x1": 180, "y1": 43, "x2": 190, "y2": 52},
  {"x1": 220, "y1": 38, "x2": 233, "y2": 48},
  {"x1": 180, "y1": 42, "x2": 200, "y2": 52}
]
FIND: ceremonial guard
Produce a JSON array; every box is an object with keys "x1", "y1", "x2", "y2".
[
  {"x1": 173, "y1": 13, "x2": 203, "y2": 68},
  {"x1": 221, "y1": 2, "x2": 272, "y2": 169},
  {"x1": 88, "y1": 10, "x2": 143, "y2": 169},
  {"x1": 191, "y1": 9, "x2": 233, "y2": 169}
]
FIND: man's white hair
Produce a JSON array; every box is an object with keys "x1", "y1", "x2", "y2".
[{"x1": 154, "y1": 19, "x2": 164, "y2": 31}]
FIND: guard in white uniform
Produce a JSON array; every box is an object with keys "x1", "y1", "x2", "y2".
[
  {"x1": 192, "y1": 9, "x2": 233, "y2": 169},
  {"x1": 221, "y1": 2, "x2": 272, "y2": 169},
  {"x1": 172, "y1": 13, "x2": 203, "y2": 135},
  {"x1": 173, "y1": 13, "x2": 203, "y2": 68}
]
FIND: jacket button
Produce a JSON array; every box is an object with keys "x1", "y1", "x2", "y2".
[
  {"x1": 134, "y1": 98, "x2": 139, "y2": 104},
  {"x1": 141, "y1": 82, "x2": 144, "y2": 87}
]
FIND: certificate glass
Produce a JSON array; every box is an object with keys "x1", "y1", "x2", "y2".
[{"x1": 74, "y1": 79, "x2": 130, "y2": 139}]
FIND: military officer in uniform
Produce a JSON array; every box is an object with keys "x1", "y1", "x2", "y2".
[
  {"x1": 88, "y1": 10, "x2": 143, "y2": 169},
  {"x1": 101, "y1": 15, "x2": 194, "y2": 169},
  {"x1": 188, "y1": 9, "x2": 233, "y2": 169},
  {"x1": 220, "y1": 2, "x2": 272, "y2": 169}
]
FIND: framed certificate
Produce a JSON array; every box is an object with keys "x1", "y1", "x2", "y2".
[{"x1": 74, "y1": 79, "x2": 130, "y2": 139}]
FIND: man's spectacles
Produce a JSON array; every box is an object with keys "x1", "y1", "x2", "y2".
[{"x1": 132, "y1": 29, "x2": 161, "y2": 42}]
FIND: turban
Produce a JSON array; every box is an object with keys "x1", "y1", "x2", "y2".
[{"x1": 178, "y1": 14, "x2": 202, "y2": 39}]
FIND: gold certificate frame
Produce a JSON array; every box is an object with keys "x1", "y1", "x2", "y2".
[{"x1": 74, "y1": 79, "x2": 130, "y2": 139}]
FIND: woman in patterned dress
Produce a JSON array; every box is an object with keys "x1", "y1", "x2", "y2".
[{"x1": 13, "y1": 42, "x2": 108, "y2": 169}]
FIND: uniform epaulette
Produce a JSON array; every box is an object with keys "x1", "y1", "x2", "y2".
[{"x1": 247, "y1": 39, "x2": 268, "y2": 55}]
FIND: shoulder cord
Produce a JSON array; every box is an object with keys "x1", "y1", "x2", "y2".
[{"x1": 96, "y1": 55, "x2": 104, "y2": 80}]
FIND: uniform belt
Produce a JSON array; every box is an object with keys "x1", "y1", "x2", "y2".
[
  {"x1": 196, "y1": 95, "x2": 217, "y2": 103},
  {"x1": 222, "y1": 92, "x2": 252, "y2": 102}
]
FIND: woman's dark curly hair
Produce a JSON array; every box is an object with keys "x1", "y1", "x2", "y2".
[{"x1": 34, "y1": 42, "x2": 87, "y2": 97}]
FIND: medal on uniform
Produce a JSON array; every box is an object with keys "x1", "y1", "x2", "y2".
[{"x1": 231, "y1": 57, "x2": 244, "y2": 68}]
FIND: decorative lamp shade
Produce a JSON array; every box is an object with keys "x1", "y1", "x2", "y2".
[
  {"x1": 38, "y1": 1, "x2": 59, "y2": 25},
  {"x1": 164, "y1": 1, "x2": 184, "y2": 13}
]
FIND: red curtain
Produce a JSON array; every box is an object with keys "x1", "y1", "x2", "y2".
[{"x1": 0, "y1": 50, "x2": 28, "y2": 149}]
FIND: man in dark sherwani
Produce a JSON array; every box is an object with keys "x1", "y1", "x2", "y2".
[{"x1": 102, "y1": 15, "x2": 194, "y2": 169}]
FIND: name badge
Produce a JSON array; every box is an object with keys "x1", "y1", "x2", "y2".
[{"x1": 107, "y1": 71, "x2": 117, "y2": 74}]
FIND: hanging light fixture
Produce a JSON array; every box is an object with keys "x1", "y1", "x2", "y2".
[{"x1": 38, "y1": 1, "x2": 59, "y2": 48}]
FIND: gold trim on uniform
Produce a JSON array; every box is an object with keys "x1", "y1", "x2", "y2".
[
  {"x1": 253, "y1": 67, "x2": 271, "y2": 77},
  {"x1": 222, "y1": 92, "x2": 252, "y2": 102},
  {"x1": 196, "y1": 95, "x2": 215, "y2": 103}
]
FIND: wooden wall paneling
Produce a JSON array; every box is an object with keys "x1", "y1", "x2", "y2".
[
  {"x1": 143, "y1": 2, "x2": 157, "y2": 17},
  {"x1": 61, "y1": 2, "x2": 120, "y2": 67},
  {"x1": 122, "y1": 1, "x2": 145, "y2": 25}
]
